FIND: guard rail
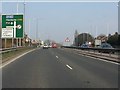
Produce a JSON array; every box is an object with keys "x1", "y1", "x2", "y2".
[
  {"x1": 61, "y1": 46, "x2": 120, "y2": 53},
  {"x1": 0, "y1": 47, "x2": 17, "y2": 53},
  {"x1": 61, "y1": 46, "x2": 120, "y2": 63}
]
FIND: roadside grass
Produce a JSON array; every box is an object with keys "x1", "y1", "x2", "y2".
[{"x1": 2, "y1": 47, "x2": 36, "y2": 63}]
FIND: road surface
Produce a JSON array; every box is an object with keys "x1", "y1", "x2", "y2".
[{"x1": 2, "y1": 48, "x2": 119, "y2": 88}]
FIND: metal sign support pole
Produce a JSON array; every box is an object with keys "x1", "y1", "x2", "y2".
[
  {"x1": 19, "y1": 38, "x2": 21, "y2": 46},
  {"x1": 16, "y1": 38, "x2": 18, "y2": 47},
  {"x1": 12, "y1": 38, "x2": 14, "y2": 47},
  {"x1": 5, "y1": 38, "x2": 6, "y2": 48}
]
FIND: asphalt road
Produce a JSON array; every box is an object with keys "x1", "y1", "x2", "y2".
[{"x1": 2, "y1": 48, "x2": 119, "y2": 88}]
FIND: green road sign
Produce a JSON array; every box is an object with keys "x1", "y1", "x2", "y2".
[{"x1": 1, "y1": 14, "x2": 23, "y2": 38}]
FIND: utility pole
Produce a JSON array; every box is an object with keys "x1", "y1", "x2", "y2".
[
  {"x1": 106, "y1": 23, "x2": 109, "y2": 40},
  {"x1": 118, "y1": 2, "x2": 120, "y2": 34},
  {"x1": 17, "y1": 1, "x2": 19, "y2": 14},
  {"x1": 36, "y1": 18, "x2": 38, "y2": 41},
  {"x1": 16, "y1": 1, "x2": 19, "y2": 47},
  {"x1": 35, "y1": 18, "x2": 39, "y2": 47},
  {"x1": 28, "y1": 19, "x2": 30, "y2": 46},
  {"x1": 23, "y1": 0, "x2": 26, "y2": 46},
  {"x1": 95, "y1": 25, "x2": 97, "y2": 38},
  {"x1": 107, "y1": 23, "x2": 108, "y2": 36}
]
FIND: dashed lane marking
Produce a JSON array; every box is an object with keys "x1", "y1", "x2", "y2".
[
  {"x1": 56, "y1": 56, "x2": 59, "y2": 58},
  {"x1": 66, "y1": 64, "x2": 73, "y2": 70}
]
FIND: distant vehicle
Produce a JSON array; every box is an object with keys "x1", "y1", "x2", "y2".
[
  {"x1": 52, "y1": 43, "x2": 57, "y2": 48},
  {"x1": 48, "y1": 45, "x2": 52, "y2": 48},
  {"x1": 98, "y1": 43, "x2": 114, "y2": 53},
  {"x1": 99, "y1": 43, "x2": 114, "y2": 49},
  {"x1": 80, "y1": 44, "x2": 89, "y2": 48},
  {"x1": 43, "y1": 44, "x2": 49, "y2": 49}
]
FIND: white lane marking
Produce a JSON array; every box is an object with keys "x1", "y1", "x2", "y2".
[
  {"x1": 0, "y1": 49, "x2": 36, "y2": 68},
  {"x1": 66, "y1": 64, "x2": 73, "y2": 70},
  {"x1": 56, "y1": 56, "x2": 59, "y2": 58},
  {"x1": 78, "y1": 53, "x2": 119, "y2": 65}
]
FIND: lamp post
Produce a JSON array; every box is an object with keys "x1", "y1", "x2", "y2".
[
  {"x1": 95, "y1": 25, "x2": 97, "y2": 38},
  {"x1": 28, "y1": 19, "x2": 31, "y2": 46},
  {"x1": 36, "y1": 18, "x2": 38, "y2": 41},
  {"x1": 118, "y1": 2, "x2": 120, "y2": 34},
  {"x1": 23, "y1": 0, "x2": 26, "y2": 47},
  {"x1": 16, "y1": 1, "x2": 19, "y2": 47},
  {"x1": 17, "y1": 1, "x2": 19, "y2": 14}
]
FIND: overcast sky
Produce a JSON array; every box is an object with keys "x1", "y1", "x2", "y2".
[{"x1": 2, "y1": 1, "x2": 118, "y2": 44}]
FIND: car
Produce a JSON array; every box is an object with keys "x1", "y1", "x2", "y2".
[
  {"x1": 43, "y1": 45, "x2": 49, "y2": 49},
  {"x1": 48, "y1": 45, "x2": 52, "y2": 48},
  {"x1": 99, "y1": 43, "x2": 113, "y2": 49},
  {"x1": 102, "y1": 43, "x2": 113, "y2": 49},
  {"x1": 98, "y1": 43, "x2": 114, "y2": 53},
  {"x1": 80, "y1": 44, "x2": 89, "y2": 48},
  {"x1": 52, "y1": 43, "x2": 57, "y2": 48}
]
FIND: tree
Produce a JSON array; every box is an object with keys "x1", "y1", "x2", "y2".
[{"x1": 107, "y1": 32, "x2": 119, "y2": 48}]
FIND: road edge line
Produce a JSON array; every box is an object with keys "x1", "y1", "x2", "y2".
[{"x1": 0, "y1": 48, "x2": 37, "y2": 68}]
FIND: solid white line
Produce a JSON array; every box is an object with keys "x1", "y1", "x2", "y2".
[
  {"x1": 78, "y1": 53, "x2": 119, "y2": 65},
  {"x1": 93, "y1": 57, "x2": 119, "y2": 65},
  {"x1": 0, "y1": 49, "x2": 36, "y2": 68},
  {"x1": 56, "y1": 56, "x2": 59, "y2": 58},
  {"x1": 66, "y1": 64, "x2": 73, "y2": 70}
]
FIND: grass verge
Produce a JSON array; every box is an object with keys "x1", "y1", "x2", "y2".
[{"x1": 2, "y1": 47, "x2": 36, "y2": 63}]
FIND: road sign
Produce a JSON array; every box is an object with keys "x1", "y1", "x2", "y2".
[
  {"x1": 1, "y1": 28, "x2": 13, "y2": 38},
  {"x1": 1, "y1": 14, "x2": 23, "y2": 38},
  {"x1": 65, "y1": 37, "x2": 70, "y2": 42}
]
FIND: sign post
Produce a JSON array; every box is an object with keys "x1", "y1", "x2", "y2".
[
  {"x1": 2, "y1": 14, "x2": 23, "y2": 38},
  {"x1": 1, "y1": 14, "x2": 23, "y2": 47},
  {"x1": 64, "y1": 37, "x2": 70, "y2": 46}
]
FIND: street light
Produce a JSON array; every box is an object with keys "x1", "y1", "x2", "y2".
[
  {"x1": 17, "y1": 0, "x2": 19, "y2": 14},
  {"x1": 36, "y1": 18, "x2": 38, "y2": 41},
  {"x1": 118, "y1": 2, "x2": 120, "y2": 34},
  {"x1": 23, "y1": 0, "x2": 26, "y2": 46},
  {"x1": 24, "y1": 0, "x2": 26, "y2": 33},
  {"x1": 16, "y1": 0, "x2": 19, "y2": 47}
]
